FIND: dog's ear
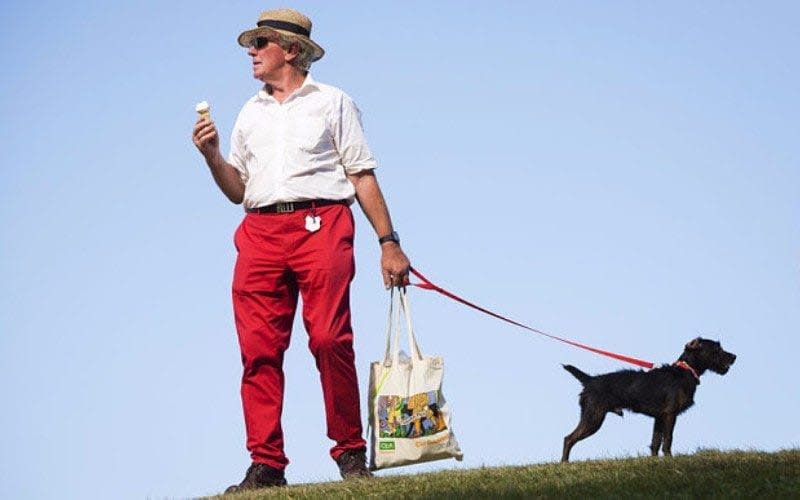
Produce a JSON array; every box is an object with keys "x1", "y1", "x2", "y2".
[{"x1": 685, "y1": 338, "x2": 702, "y2": 350}]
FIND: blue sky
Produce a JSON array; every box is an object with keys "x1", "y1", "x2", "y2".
[{"x1": 1, "y1": 1, "x2": 798, "y2": 498}]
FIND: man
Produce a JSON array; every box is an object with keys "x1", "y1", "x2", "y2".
[{"x1": 191, "y1": 8, "x2": 410, "y2": 492}]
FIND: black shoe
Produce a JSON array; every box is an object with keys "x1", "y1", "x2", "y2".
[
  {"x1": 224, "y1": 462, "x2": 287, "y2": 494},
  {"x1": 336, "y1": 450, "x2": 372, "y2": 480}
]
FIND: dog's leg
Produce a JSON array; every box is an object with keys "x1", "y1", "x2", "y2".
[
  {"x1": 660, "y1": 413, "x2": 677, "y2": 456},
  {"x1": 561, "y1": 408, "x2": 606, "y2": 463},
  {"x1": 650, "y1": 416, "x2": 664, "y2": 456}
]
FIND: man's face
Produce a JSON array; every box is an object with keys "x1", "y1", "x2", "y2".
[{"x1": 247, "y1": 36, "x2": 288, "y2": 81}]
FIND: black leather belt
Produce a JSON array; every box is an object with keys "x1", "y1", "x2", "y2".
[{"x1": 245, "y1": 199, "x2": 348, "y2": 214}]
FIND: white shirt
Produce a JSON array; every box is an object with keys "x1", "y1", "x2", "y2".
[{"x1": 228, "y1": 75, "x2": 377, "y2": 209}]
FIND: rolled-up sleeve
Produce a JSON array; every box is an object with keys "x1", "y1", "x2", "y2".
[
  {"x1": 335, "y1": 94, "x2": 377, "y2": 174},
  {"x1": 228, "y1": 119, "x2": 249, "y2": 183}
]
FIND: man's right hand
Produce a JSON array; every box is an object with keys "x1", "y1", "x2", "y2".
[
  {"x1": 192, "y1": 116, "x2": 220, "y2": 159},
  {"x1": 190, "y1": 116, "x2": 246, "y2": 204}
]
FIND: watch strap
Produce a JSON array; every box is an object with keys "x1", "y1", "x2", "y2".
[{"x1": 378, "y1": 231, "x2": 400, "y2": 245}]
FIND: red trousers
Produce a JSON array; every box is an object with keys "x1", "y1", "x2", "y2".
[{"x1": 232, "y1": 204, "x2": 366, "y2": 470}]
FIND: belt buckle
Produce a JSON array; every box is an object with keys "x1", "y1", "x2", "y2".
[{"x1": 276, "y1": 202, "x2": 295, "y2": 213}]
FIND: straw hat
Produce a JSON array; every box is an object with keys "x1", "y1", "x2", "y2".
[{"x1": 237, "y1": 8, "x2": 325, "y2": 62}]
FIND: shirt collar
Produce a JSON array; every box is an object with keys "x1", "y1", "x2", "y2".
[{"x1": 257, "y1": 73, "x2": 320, "y2": 102}]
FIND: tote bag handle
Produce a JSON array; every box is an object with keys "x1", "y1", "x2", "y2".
[{"x1": 382, "y1": 287, "x2": 423, "y2": 366}]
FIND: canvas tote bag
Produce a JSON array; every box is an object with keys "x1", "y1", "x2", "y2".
[{"x1": 367, "y1": 287, "x2": 463, "y2": 470}]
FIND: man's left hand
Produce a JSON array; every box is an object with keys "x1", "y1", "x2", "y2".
[{"x1": 381, "y1": 243, "x2": 410, "y2": 289}]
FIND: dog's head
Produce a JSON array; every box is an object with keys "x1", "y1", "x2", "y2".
[{"x1": 681, "y1": 337, "x2": 737, "y2": 375}]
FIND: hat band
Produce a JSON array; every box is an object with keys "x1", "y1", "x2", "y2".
[{"x1": 257, "y1": 19, "x2": 310, "y2": 37}]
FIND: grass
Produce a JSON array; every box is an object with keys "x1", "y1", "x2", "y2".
[{"x1": 209, "y1": 449, "x2": 799, "y2": 499}]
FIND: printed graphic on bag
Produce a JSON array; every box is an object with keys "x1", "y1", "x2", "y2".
[
  {"x1": 379, "y1": 441, "x2": 396, "y2": 451},
  {"x1": 377, "y1": 391, "x2": 448, "y2": 438}
]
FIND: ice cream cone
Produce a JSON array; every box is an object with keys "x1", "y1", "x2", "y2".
[{"x1": 195, "y1": 101, "x2": 211, "y2": 120}]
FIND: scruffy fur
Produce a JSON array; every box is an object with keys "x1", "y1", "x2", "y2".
[{"x1": 561, "y1": 337, "x2": 736, "y2": 463}]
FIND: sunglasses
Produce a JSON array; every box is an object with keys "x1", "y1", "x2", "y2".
[{"x1": 248, "y1": 37, "x2": 272, "y2": 50}]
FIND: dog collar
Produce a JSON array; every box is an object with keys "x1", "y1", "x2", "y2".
[{"x1": 673, "y1": 360, "x2": 700, "y2": 383}]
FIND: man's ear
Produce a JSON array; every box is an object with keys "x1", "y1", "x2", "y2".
[{"x1": 285, "y1": 42, "x2": 300, "y2": 63}]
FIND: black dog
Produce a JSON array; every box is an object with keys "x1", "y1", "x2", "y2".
[{"x1": 561, "y1": 337, "x2": 736, "y2": 463}]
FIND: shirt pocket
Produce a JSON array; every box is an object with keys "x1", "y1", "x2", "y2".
[{"x1": 291, "y1": 115, "x2": 330, "y2": 153}]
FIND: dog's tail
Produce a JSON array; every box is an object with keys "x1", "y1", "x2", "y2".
[{"x1": 562, "y1": 364, "x2": 592, "y2": 384}]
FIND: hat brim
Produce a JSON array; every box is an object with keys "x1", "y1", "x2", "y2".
[{"x1": 237, "y1": 27, "x2": 325, "y2": 62}]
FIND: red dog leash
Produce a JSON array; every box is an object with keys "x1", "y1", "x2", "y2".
[{"x1": 409, "y1": 267, "x2": 655, "y2": 370}]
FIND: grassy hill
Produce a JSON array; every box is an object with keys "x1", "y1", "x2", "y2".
[{"x1": 211, "y1": 449, "x2": 799, "y2": 499}]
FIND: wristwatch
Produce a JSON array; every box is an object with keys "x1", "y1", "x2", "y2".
[{"x1": 378, "y1": 231, "x2": 400, "y2": 245}]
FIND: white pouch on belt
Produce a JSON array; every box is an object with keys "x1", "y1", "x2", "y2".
[{"x1": 367, "y1": 287, "x2": 463, "y2": 470}]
